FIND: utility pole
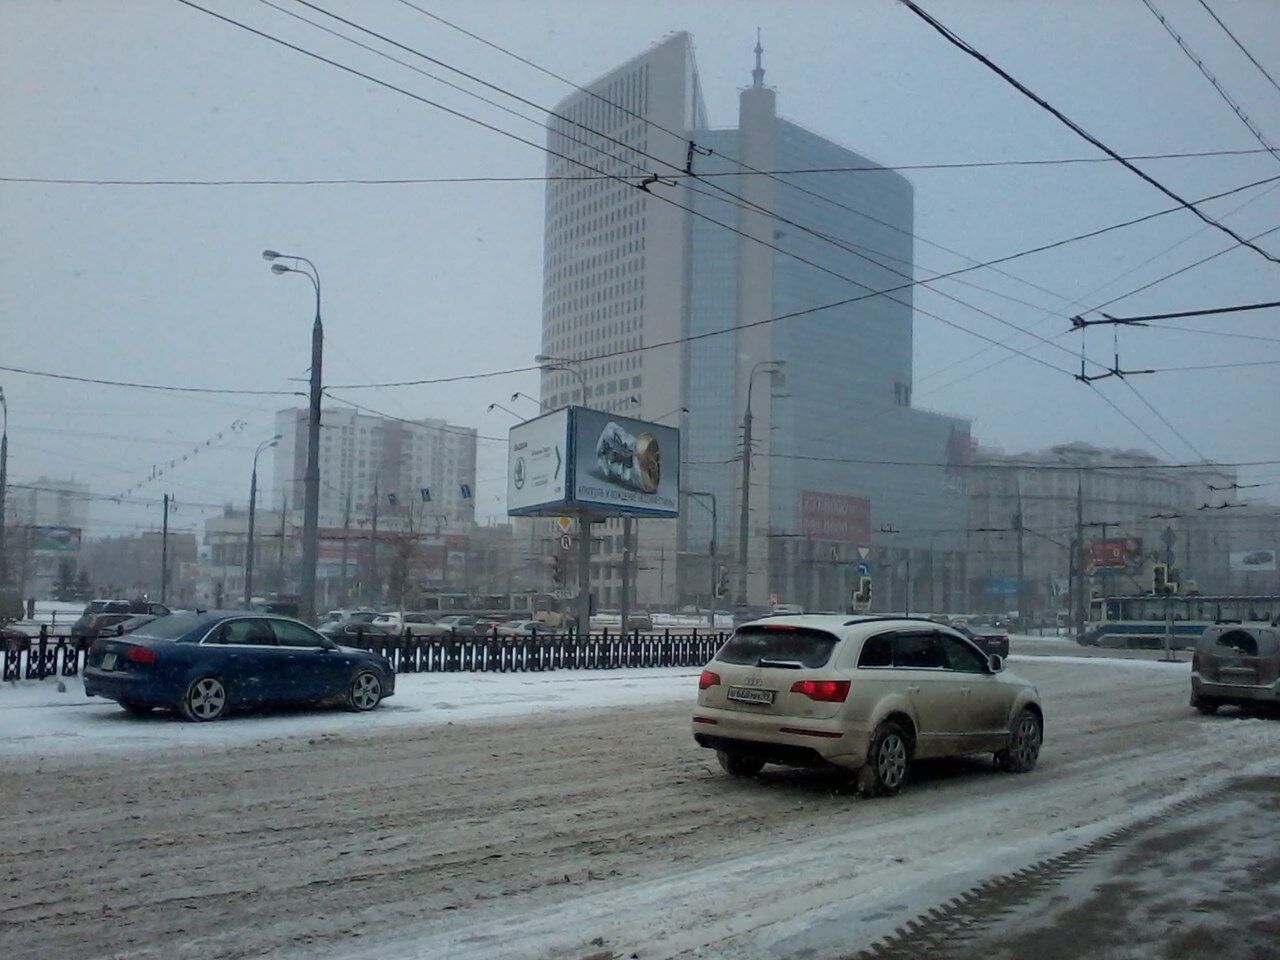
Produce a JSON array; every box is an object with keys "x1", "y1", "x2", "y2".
[
  {"x1": 160, "y1": 494, "x2": 171, "y2": 604},
  {"x1": 0, "y1": 386, "x2": 8, "y2": 589},
  {"x1": 736, "y1": 361, "x2": 782, "y2": 612},
  {"x1": 1074, "y1": 471, "x2": 1085, "y2": 638},
  {"x1": 576, "y1": 517, "x2": 592, "y2": 636},
  {"x1": 620, "y1": 518, "x2": 633, "y2": 632},
  {"x1": 339, "y1": 486, "x2": 351, "y2": 605},
  {"x1": 370, "y1": 475, "x2": 380, "y2": 606},
  {"x1": 277, "y1": 494, "x2": 288, "y2": 596},
  {"x1": 1014, "y1": 478, "x2": 1026, "y2": 623}
]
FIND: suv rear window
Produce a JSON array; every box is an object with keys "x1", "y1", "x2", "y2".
[
  {"x1": 1214, "y1": 630, "x2": 1259, "y2": 656},
  {"x1": 715, "y1": 626, "x2": 840, "y2": 668}
]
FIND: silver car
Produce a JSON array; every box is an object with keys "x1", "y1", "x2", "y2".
[
  {"x1": 692, "y1": 615, "x2": 1044, "y2": 797},
  {"x1": 1191, "y1": 625, "x2": 1279, "y2": 714}
]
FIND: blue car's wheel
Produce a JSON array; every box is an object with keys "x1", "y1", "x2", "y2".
[
  {"x1": 181, "y1": 676, "x2": 228, "y2": 722},
  {"x1": 347, "y1": 670, "x2": 383, "y2": 712}
]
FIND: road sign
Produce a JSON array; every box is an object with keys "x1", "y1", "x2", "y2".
[
  {"x1": 556, "y1": 516, "x2": 573, "y2": 533},
  {"x1": 1161, "y1": 526, "x2": 1177, "y2": 549},
  {"x1": 857, "y1": 546, "x2": 870, "y2": 560},
  {"x1": 856, "y1": 562, "x2": 870, "y2": 576},
  {"x1": 552, "y1": 588, "x2": 576, "y2": 600},
  {"x1": 560, "y1": 534, "x2": 573, "y2": 551}
]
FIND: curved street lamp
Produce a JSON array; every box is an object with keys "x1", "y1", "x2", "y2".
[
  {"x1": 737, "y1": 360, "x2": 785, "y2": 608},
  {"x1": 487, "y1": 402, "x2": 521, "y2": 420},
  {"x1": 534, "y1": 353, "x2": 589, "y2": 404},
  {"x1": 244, "y1": 434, "x2": 281, "y2": 609},
  {"x1": 264, "y1": 249, "x2": 322, "y2": 622}
]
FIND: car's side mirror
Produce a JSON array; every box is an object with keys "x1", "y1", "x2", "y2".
[
  {"x1": 320, "y1": 636, "x2": 339, "y2": 651},
  {"x1": 987, "y1": 654, "x2": 1004, "y2": 673}
]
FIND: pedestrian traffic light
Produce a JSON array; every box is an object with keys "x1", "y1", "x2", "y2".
[
  {"x1": 1152, "y1": 563, "x2": 1168, "y2": 594},
  {"x1": 852, "y1": 576, "x2": 872, "y2": 609},
  {"x1": 552, "y1": 554, "x2": 566, "y2": 586}
]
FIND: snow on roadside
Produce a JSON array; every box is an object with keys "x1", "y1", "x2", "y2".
[
  {"x1": 0, "y1": 667, "x2": 701, "y2": 758},
  {"x1": 0, "y1": 652, "x2": 1185, "y2": 759}
]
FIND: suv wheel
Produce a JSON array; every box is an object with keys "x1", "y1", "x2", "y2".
[
  {"x1": 716, "y1": 750, "x2": 764, "y2": 778},
  {"x1": 857, "y1": 721, "x2": 912, "y2": 797},
  {"x1": 1191, "y1": 695, "x2": 1219, "y2": 716},
  {"x1": 996, "y1": 708, "x2": 1042, "y2": 773}
]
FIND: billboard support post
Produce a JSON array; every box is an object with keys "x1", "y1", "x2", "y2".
[{"x1": 577, "y1": 517, "x2": 592, "y2": 637}]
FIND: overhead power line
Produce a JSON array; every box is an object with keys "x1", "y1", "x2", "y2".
[
  {"x1": 1074, "y1": 298, "x2": 1280, "y2": 326},
  {"x1": 7, "y1": 147, "x2": 1274, "y2": 186},
  {"x1": 0, "y1": 362, "x2": 305, "y2": 396},
  {"x1": 897, "y1": 0, "x2": 1280, "y2": 266},
  {"x1": 1197, "y1": 0, "x2": 1280, "y2": 96},
  {"x1": 1140, "y1": 0, "x2": 1279, "y2": 161}
]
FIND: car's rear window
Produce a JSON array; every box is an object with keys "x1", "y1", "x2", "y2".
[
  {"x1": 715, "y1": 626, "x2": 840, "y2": 668},
  {"x1": 129, "y1": 613, "x2": 212, "y2": 642}
]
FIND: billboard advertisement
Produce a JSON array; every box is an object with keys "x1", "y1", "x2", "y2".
[
  {"x1": 569, "y1": 408, "x2": 680, "y2": 517},
  {"x1": 507, "y1": 409, "x2": 571, "y2": 516},
  {"x1": 1229, "y1": 549, "x2": 1277, "y2": 572},
  {"x1": 28, "y1": 525, "x2": 82, "y2": 553},
  {"x1": 1087, "y1": 538, "x2": 1143, "y2": 571},
  {"x1": 800, "y1": 490, "x2": 871, "y2": 543}
]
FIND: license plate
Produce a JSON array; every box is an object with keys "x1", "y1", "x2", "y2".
[
  {"x1": 727, "y1": 686, "x2": 775, "y2": 705},
  {"x1": 101, "y1": 653, "x2": 117, "y2": 671}
]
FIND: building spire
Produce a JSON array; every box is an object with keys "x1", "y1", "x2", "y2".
[{"x1": 752, "y1": 28, "x2": 764, "y2": 88}]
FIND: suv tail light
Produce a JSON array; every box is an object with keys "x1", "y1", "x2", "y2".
[
  {"x1": 699, "y1": 669, "x2": 721, "y2": 690},
  {"x1": 790, "y1": 679, "x2": 851, "y2": 702},
  {"x1": 124, "y1": 646, "x2": 157, "y2": 664}
]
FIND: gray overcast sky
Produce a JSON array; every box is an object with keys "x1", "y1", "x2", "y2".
[{"x1": 3, "y1": 0, "x2": 1278, "y2": 538}]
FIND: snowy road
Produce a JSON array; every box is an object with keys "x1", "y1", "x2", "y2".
[{"x1": 1, "y1": 653, "x2": 1276, "y2": 960}]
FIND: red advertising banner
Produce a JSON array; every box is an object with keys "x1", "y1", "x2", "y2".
[
  {"x1": 800, "y1": 490, "x2": 871, "y2": 543},
  {"x1": 1087, "y1": 538, "x2": 1143, "y2": 571}
]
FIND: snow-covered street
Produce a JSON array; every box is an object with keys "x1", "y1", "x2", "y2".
[{"x1": 1, "y1": 649, "x2": 1276, "y2": 960}]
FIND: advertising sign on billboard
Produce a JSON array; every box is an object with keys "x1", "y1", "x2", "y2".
[
  {"x1": 799, "y1": 491, "x2": 871, "y2": 543},
  {"x1": 1229, "y1": 549, "x2": 1277, "y2": 572},
  {"x1": 28, "y1": 525, "x2": 82, "y2": 553},
  {"x1": 569, "y1": 408, "x2": 680, "y2": 517},
  {"x1": 507, "y1": 409, "x2": 571, "y2": 516},
  {"x1": 1087, "y1": 538, "x2": 1143, "y2": 571}
]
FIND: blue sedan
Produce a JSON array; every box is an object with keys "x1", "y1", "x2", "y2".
[{"x1": 83, "y1": 611, "x2": 396, "y2": 721}]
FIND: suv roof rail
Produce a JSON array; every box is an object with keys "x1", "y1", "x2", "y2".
[{"x1": 842, "y1": 615, "x2": 956, "y2": 627}]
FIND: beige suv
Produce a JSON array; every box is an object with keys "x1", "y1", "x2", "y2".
[{"x1": 692, "y1": 615, "x2": 1043, "y2": 797}]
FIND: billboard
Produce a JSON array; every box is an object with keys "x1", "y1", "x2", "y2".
[
  {"x1": 507, "y1": 409, "x2": 571, "y2": 515},
  {"x1": 1230, "y1": 549, "x2": 1277, "y2": 572},
  {"x1": 28, "y1": 525, "x2": 82, "y2": 553},
  {"x1": 569, "y1": 408, "x2": 680, "y2": 517},
  {"x1": 1087, "y1": 538, "x2": 1143, "y2": 571},
  {"x1": 507, "y1": 407, "x2": 680, "y2": 518},
  {"x1": 800, "y1": 490, "x2": 871, "y2": 543}
]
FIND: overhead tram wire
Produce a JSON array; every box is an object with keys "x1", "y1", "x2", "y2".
[
  {"x1": 897, "y1": 0, "x2": 1280, "y2": 267},
  {"x1": 6, "y1": 147, "x2": 1275, "y2": 186},
  {"x1": 397, "y1": 0, "x2": 1234, "y2": 315},
  {"x1": 1141, "y1": 0, "x2": 1280, "y2": 161},
  {"x1": 291, "y1": 0, "x2": 1275, "y2": 457},
  {"x1": 1196, "y1": 0, "x2": 1280, "y2": 97},
  {"x1": 176, "y1": 0, "x2": 1079, "y2": 382},
  {"x1": 267, "y1": 0, "x2": 1096, "y2": 330},
  {"x1": 0, "y1": 362, "x2": 304, "y2": 396},
  {"x1": 319, "y1": 177, "x2": 1280, "y2": 393}
]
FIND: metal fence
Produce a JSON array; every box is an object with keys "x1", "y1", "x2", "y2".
[{"x1": 2, "y1": 625, "x2": 726, "y2": 682}]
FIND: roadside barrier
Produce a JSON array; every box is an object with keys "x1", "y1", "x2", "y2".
[{"x1": 2, "y1": 624, "x2": 726, "y2": 682}]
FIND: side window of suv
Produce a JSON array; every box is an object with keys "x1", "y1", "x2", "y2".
[
  {"x1": 938, "y1": 633, "x2": 988, "y2": 673},
  {"x1": 857, "y1": 634, "x2": 893, "y2": 668},
  {"x1": 892, "y1": 632, "x2": 945, "y2": 669}
]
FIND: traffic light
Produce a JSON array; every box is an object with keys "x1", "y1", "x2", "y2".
[
  {"x1": 715, "y1": 564, "x2": 729, "y2": 599},
  {"x1": 852, "y1": 576, "x2": 873, "y2": 609},
  {"x1": 552, "y1": 554, "x2": 566, "y2": 586},
  {"x1": 1152, "y1": 563, "x2": 1168, "y2": 594}
]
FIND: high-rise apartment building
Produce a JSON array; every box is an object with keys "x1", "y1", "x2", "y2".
[
  {"x1": 272, "y1": 406, "x2": 477, "y2": 532},
  {"x1": 539, "y1": 33, "x2": 970, "y2": 612}
]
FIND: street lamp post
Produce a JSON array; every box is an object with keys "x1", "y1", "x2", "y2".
[
  {"x1": 0, "y1": 386, "x2": 8, "y2": 589},
  {"x1": 510, "y1": 392, "x2": 545, "y2": 412},
  {"x1": 487, "y1": 402, "x2": 522, "y2": 420},
  {"x1": 534, "y1": 354, "x2": 589, "y2": 406},
  {"x1": 264, "y1": 250, "x2": 322, "y2": 622},
  {"x1": 736, "y1": 361, "x2": 784, "y2": 611},
  {"x1": 244, "y1": 435, "x2": 281, "y2": 609},
  {"x1": 684, "y1": 491, "x2": 718, "y2": 630}
]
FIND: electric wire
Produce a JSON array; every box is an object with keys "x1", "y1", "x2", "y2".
[
  {"x1": 1196, "y1": 0, "x2": 1280, "y2": 96},
  {"x1": 896, "y1": 0, "x2": 1280, "y2": 265}
]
